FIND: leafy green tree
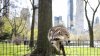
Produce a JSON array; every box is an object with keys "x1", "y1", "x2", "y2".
[
  {"x1": 2, "y1": 17, "x2": 28, "y2": 40},
  {"x1": 0, "y1": 17, "x2": 12, "y2": 41}
]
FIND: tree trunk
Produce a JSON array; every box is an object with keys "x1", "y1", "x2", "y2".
[
  {"x1": 89, "y1": 26, "x2": 94, "y2": 47},
  {"x1": 29, "y1": 0, "x2": 35, "y2": 48},
  {"x1": 87, "y1": 21, "x2": 94, "y2": 47},
  {"x1": 29, "y1": 9, "x2": 35, "y2": 48},
  {"x1": 30, "y1": 0, "x2": 56, "y2": 56}
]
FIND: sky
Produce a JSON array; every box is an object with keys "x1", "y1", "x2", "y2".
[
  {"x1": 18, "y1": 0, "x2": 68, "y2": 27},
  {"x1": 52, "y1": 0, "x2": 68, "y2": 27},
  {"x1": 9, "y1": 0, "x2": 32, "y2": 18},
  {"x1": 52, "y1": 0, "x2": 100, "y2": 29},
  {"x1": 10, "y1": 0, "x2": 100, "y2": 30}
]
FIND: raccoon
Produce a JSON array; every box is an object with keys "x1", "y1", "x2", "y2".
[{"x1": 48, "y1": 25, "x2": 70, "y2": 55}]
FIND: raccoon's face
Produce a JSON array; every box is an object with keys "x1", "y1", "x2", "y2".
[
  {"x1": 49, "y1": 35, "x2": 61, "y2": 51},
  {"x1": 48, "y1": 25, "x2": 70, "y2": 51},
  {"x1": 49, "y1": 34, "x2": 70, "y2": 45}
]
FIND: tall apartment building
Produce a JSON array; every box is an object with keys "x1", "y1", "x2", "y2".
[
  {"x1": 67, "y1": 0, "x2": 74, "y2": 30},
  {"x1": 67, "y1": 0, "x2": 84, "y2": 34},
  {"x1": 54, "y1": 16, "x2": 62, "y2": 26},
  {"x1": 75, "y1": 0, "x2": 84, "y2": 34},
  {"x1": 95, "y1": 16, "x2": 99, "y2": 25}
]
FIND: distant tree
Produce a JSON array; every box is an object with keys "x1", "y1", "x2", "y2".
[
  {"x1": 84, "y1": 0, "x2": 100, "y2": 47},
  {"x1": 0, "y1": 32, "x2": 10, "y2": 41},
  {"x1": 0, "y1": 19, "x2": 4, "y2": 29},
  {"x1": 0, "y1": 0, "x2": 9, "y2": 33},
  {"x1": 3, "y1": 15, "x2": 27, "y2": 41},
  {"x1": 0, "y1": 16, "x2": 27, "y2": 42},
  {"x1": 0, "y1": 19, "x2": 4, "y2": 37},
  {"x1": 0, "y1": 0, "x2": 9, "y2": 13},
  {"x1": 2, "y1": 0, "x2": 10, "y2": 17},
  {"x1": 0, "y1": 0, "x2": 29, "y2": 43}
]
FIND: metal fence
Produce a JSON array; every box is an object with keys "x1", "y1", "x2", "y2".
[
  {"x1": 64, "y1": 40, "x2": 100, "y2": 56},
  {"x1": 0, "y1": 40, "x2": 31, "y2": 56},
  {"x1": 0, "y1": 40, "x2": 100, "y2": 56}
]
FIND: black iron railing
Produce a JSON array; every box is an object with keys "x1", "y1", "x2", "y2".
[{"x1": 0, "y1": 40, "x2": 100, "y2": 56}]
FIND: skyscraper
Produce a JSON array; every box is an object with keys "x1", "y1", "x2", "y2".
[
  {"x1": 54, "y1": 16, "x2": 62, "y2": 26},
  {"x1": 67, "y1": 0, "x2": 74, "y2": 30},
  {"x1": 95, "y1": 16, "x2": 99, "y2": 24},
  {"x1": 75, "y1": 0, "x2": 84, "y2": 34}
]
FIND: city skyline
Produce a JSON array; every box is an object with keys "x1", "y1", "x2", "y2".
[
  {"x1": 1, "y1": 0, "x2": 100, "y2": 30},
  {"x1": 53, "y1": 0, "x2": 100, "y2": 30}
]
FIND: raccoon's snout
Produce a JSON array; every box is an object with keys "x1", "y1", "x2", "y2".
[
  {"x1": 51, "y1": 42, "x2": 53, "y2": 44},
  {"x1": 68, "y1": 40, "x2": 70, "y2": 43}
]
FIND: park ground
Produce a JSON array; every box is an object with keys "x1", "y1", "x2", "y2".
[{"x1": 0, "y1": 42, "x2": 100, "y2": 56}]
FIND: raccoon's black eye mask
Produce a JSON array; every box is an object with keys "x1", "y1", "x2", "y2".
[{"x1": 50, "y1": 38, "x2": 60, "y2": 41}]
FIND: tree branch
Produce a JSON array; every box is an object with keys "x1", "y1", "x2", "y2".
[
  {"x1": 18, "y1": 20, "x2": 27, "y2": 34},
  {"x1": 30, "y1": 0, "x2": 33, "y2": 6},
  {"x1": 84, "y1": 0, "x2": 94, "y2": 12},
  {"x1": 16, "y1": 18, "x2": 23, "y2": 31},
  {"x1": 87, "y1": 1, "x2": 94, "y2": 12},
  {"x1": 84, "y1": 0, "x2": 87, "y2": 3},
  {"x1": 84, "y1": 0, "x2": 91, "y2": 24},
  {"x1": 5, "y1": 16, "x2": 13, "y2": 28},
  {"x1": 0, "y1": 0, "x2": 9, "y2": 13},
  {"x1": 98, "y1": 0, "x2": 100, "y2": 3},
  {"x1": 92, "y1": 0, "x2": 100, "y2": 27}
]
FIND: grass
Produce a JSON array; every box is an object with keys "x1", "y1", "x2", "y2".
[
  {"x1": 0, "y1": 42, "x2": 100, "y2": 56},
  {"x1": 64, "y1": 47, "x2": 100, "y2": 56},
  {"x1": 0, "y1": 42, "x2": 31, "y2": 56}
]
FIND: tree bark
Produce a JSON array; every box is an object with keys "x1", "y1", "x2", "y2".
[
  {"x1": 29, "y1": 0, "x2": 35, "y2": 48},
  {"x1": 30, "y1": 0, "x2": 56, "y2": 56},
  {"x1": 89, "y1": 26, "x2": 94, "y2": 47}
]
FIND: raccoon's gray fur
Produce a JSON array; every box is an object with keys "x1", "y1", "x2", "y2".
[{"x1": 48, "y1": 25, "x2": 70, "y2": 53}]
